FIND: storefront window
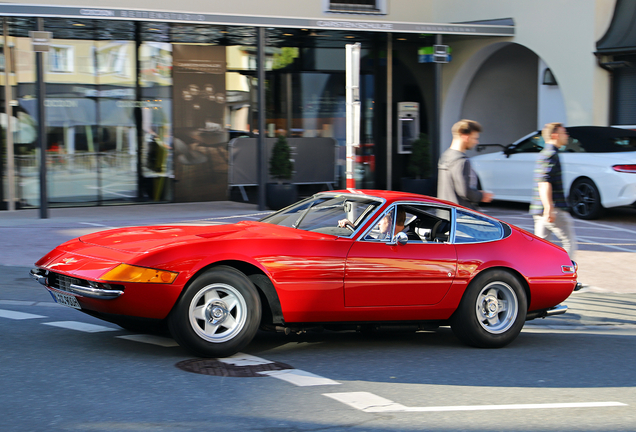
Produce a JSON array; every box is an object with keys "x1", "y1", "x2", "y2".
[
  {"x1": 1, "y1": 17, "x2": 383, "y2": 210},
  {"x1": 139, "y1": 32, "x2": 173, "y2": 202},
  {"x1": 265, "y1": 28, "x2": 378, "y2": 189}
]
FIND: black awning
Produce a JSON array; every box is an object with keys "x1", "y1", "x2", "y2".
[{"x1": 596, "y1": 0, "x2": 636, "y2": 55}]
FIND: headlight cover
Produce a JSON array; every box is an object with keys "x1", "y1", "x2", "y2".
[{"x1": 100, "y1": 264, "x2": 178, "y2": 284}]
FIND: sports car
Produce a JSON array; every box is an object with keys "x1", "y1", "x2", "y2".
[{"x1": 30, "y1": 190, "x2": 577, "y2": 357}]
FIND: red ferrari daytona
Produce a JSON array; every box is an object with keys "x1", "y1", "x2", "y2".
[{"x1": 30, "y1": 190, "x2": 577, "y2": 357}]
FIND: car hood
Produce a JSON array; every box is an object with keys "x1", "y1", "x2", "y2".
[{"x1": 78, "y1": 221, "x2": 334, "y2": 254}]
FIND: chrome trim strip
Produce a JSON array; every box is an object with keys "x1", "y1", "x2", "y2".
[
  {"x1": 67, "y1": 283, "x2": 123, "y2": 299},
  {"x1": 449, "y1": 207, "x2": 457, "y2": 244},
  {"x1": 30, "y1": 268, "x2": 47, "y2": 285}
]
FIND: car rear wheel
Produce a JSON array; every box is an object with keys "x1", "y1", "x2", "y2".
[
  {"x1": 569, "y1": 178, "x2": 603, "y2": 220},
  {"x1": 451, "y1": 269, "x2": 527, "y2": 348},
  {"x1": 168, "y1": 266, "x2": 261, "y2": 358}
]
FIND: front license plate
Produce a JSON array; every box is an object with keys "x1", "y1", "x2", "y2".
[{"x1": 51, "y1": 291, "x2": 81, "y2": 310}]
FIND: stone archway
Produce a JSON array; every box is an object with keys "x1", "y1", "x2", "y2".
[{"x1": 441, "y1": 42, "x2": 565, "y2": 154}]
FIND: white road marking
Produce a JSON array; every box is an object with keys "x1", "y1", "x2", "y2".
[
  {"x1": 324, "y1": 392, "x2": 408, "y2": 412},
  {"x1": 0, "y1": 309, "x2": 46, "y2": 320},
  {"x1": 577, "y1": 219, "x2": 636, "y2": 236},
  {"x1": 259, "y1": 369, "x2": 341, "y2": 386},
  {"x1": 577, "y1": 235, "x2": 636, "y2": 252},
  {"x1": 0, "y1": 300, "x2": 35, "y2": 306},
  {"x1": 117, "y1": 334, "x2": 179, "y2": 347},
  {"x1": 218, "y1": 353, "x2": 340, "y2": 386},
  {"x1": 324, "y1": 392, "x2": 627, "y2": 413},
  {"x1": 43, "y1": 321, "x2": 119, "y2": 333},
  {"x1": 219, "y1": 353, "x2": 274, "y2": 366}
]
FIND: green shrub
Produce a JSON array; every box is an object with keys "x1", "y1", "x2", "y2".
[
  {"x1": 269, "y1": 135, "x2": 294, "y2": 181},
  {"x1": 407, "y1": 133, "x2": 432, "y2": 179}
]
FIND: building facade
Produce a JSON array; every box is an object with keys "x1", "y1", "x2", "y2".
[{"x1": 0, "y1": 0, "x2": 618, "y2": 210}]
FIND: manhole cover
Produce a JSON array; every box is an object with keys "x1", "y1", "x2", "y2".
[{"x1": 176, "y1": 358, "x2": 294, "y2": 377}]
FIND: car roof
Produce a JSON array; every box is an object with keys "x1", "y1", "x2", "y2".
[
  {"x1": 324, "y1": 189, "x2": 452, "y2": 206},
  {"x1": 525, "y1": 126, "x2": 636, "y2": 138}
]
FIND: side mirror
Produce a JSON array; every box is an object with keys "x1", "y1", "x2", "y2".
[
  {"x1": 503, "y1": 144, "x2": 514, "y2": 158},
  {"x1": 395, "y1": 232, "x2": 408, "y2": 246}
]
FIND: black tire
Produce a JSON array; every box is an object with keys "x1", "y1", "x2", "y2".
[
  {"x1": 168, "y1": 266, "x2": 261, "y2": 358},
  {"x1": 450, "y1": 269, "x2": 527, "y2": 348},
  {"x1": 569, "y1": 178, "x2": 604, "y2": 220}
]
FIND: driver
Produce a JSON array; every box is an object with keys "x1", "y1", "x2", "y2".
[
  {"x1": 339, "y1": 207, "x2": 407, "y2": 239},
  {"x1": 377, "y1": 208, "x2": 406, "y2": 239}
]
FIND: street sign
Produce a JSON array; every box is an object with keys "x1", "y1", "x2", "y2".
[
  {"x1": 29, "y1": 31, "x2": 52, "y2": 52},
  {"x1": 418, "y1": 45, "x2": 451, "y2": 63}
]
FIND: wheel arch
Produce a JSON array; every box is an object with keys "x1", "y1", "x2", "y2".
[
  {"x1": 568, "y1": 175, "x2": 602, "y2": 202},
  {"x1": 568, "y1": 175, "x2": 604, "y2": 219},
  {"x1": 471, "y1": 266, "x2": 531, "y2": 311},
  {"x1": 170, "y1": 260, "x2": 284, "y2": 326}
]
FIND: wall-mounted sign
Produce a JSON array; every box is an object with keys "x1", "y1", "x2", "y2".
[
  {"x1": 29, "y1": 31, "x2": 52, "y2": 52},
  {"x1": 0, "y1": 4, "x2": 514, "y2": 37},
  {"x1": 418, "y1": 45, "x2": 452, "y2": 63}
]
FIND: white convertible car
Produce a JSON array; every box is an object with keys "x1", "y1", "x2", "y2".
[{"x1": 471, "y1": 126, "x2": 636, "y2": 219}]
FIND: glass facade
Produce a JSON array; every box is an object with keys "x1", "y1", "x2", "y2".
[{"x1": 0, "y1": 16, "x2": 430, "y2": 209}]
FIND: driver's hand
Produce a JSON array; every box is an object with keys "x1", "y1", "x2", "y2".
[{"x1": 338, "y1": 219, "x2": 352, "y2": 229}]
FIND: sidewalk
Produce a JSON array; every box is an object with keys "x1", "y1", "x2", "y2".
[{"x1": 0, "y1": 201, "x2": 634, "y2": 294}]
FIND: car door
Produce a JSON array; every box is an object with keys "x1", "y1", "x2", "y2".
[{"x1": 344, "y1": 204, "x2": 457, "y2": 307}]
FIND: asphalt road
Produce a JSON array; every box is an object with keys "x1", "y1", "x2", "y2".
[
  {"x1": 1, "y1": 269, "x2": 635, "y2": 432},
  {"x1": 1, "y1": 201, "x2": 635, "y2": 431}
]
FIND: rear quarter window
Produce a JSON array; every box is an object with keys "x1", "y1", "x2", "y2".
[{"x1": 455, "y1": 210, "x2": 505, "y2": 244}]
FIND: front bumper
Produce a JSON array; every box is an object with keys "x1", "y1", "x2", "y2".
[{"x1": 30, "y1": 268, "x2": 123, "y2": 300}]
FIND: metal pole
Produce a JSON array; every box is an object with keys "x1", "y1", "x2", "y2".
[
  {"x1": 35, "y1": 18, "x2": 47, "y2": 218},
  {"x1": 134, "y1": 22, "x2": 143, "y2": 201},
  {"x1": 93, "y1": 34, "x2": 102, "y2": 205},
  {"x1": 3, "y1": 18, "x2": 15, "y2": 211},
  {"x1": 431, "y1": 34, "x2": 442, "y2": 193},
  {"x1": 386, "y1": 34, "x2": 393, "y2": 190},
  {"x1": 345, "y1": 42, "x2": 360, "y2": 190},
  {"x1": 257, "y1": 27, "x2": 266, "y2": 210}
]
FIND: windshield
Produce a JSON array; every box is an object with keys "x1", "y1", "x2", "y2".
[{"x1": 260, "y1": 194, "x2": 382, "y2": 236}]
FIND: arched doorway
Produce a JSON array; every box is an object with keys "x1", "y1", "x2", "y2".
[{"x1": 441, "y1": 42, "x2": 566, "y2": 154}]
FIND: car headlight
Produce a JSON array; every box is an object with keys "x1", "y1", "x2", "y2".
[{"x1": 100, "y1": 264, "x2": 178, "y2": 284}]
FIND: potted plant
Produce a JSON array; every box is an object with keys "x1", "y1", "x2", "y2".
[
  {"x1": 266, "y1": 135, "x2": 298, "y2": 209},
  {"x1": 402, "y1": 133, "x2": 434, "y2": 196}
]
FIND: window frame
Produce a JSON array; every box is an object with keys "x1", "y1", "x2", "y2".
[{"x1": 47, "y1": 44, "x2": 74, "y2": 74}]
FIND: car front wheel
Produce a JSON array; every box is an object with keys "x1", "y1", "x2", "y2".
[
  {"x1": 569, "y1": 178, "x2": 603, "y2": 220},
  {"x1": 451, "y1": 269, "x2": 527, "y2": 348},
  {"x1": 168, "y1": 266, "x2": 261, "y2": 358}
]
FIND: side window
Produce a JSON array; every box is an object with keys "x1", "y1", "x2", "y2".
[
  {"x1": 511, "y1": 134, "x2": 544, "y2": 154},
  {"x1": 455, "y1": 210, "x2": 504, "y2": 244},
  {"x1": 403, "y1": 205, "x2": 451, "y2": 243},
  {"x1": 363, "y1": 207, "x2": 396, "y2": 241},
  {"x1": 362, "y1": 204, "x2": 451, "y2": 243},
  {"x1": 561, "y1": 138, "x2": 585, "y2": 153}
]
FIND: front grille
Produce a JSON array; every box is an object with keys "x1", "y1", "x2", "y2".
[
  {"x1": 53, "y1": 273, "x2": 82, "y2": 292},
  {"x1": 45, "y1": 271, "x2": 124, "y2": 297}
]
